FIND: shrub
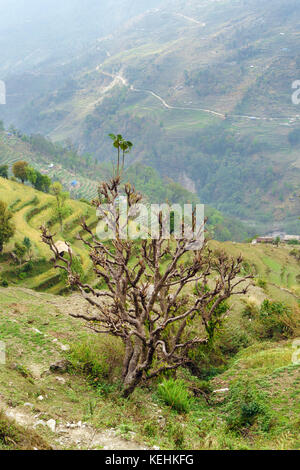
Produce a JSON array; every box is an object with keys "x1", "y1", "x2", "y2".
[
  {"x1": 157, "y1": 379, "x2": 191, "y2": 413},
  {"x1": 18, "y1": 272, "x2": 27, "y2": 280},
  {"x1": 218, "y1": 320, "x2": 251, "y2": 355},
  {"x1": 67, "y1": 336, "x2": 123, "y2": 385},
  {"x1": 225, "y1": 380, "x2": 272, "y2": 434},
  {"x1": 290, "y1": 248, "x2": 300, "y2": 261},
  {"x1": 242, "y1": 297, "x2": 260, "y2": 319},
  {"x1": 258, "y1": 300, "x2": 298, "y2": 339},
  {"x1": 188, "y1": 341, "x2": 227, "y2": 379},
  {"x1": 0, "y1": 278, "x2": 8, "y2": 287},
  {"x1": 256, "y1": 278, "x2": 267, "y2": 290},
  {"x1": 243, "y1": 298, "x2": 300, "y2": 340},
  {"x1": 22, "y1": 261, "x2": 34, "y2": 273}
]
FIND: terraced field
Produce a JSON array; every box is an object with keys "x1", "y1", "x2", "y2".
[
  {"x1": 1, "y1": 176, "x2": 300, "y2": 299},
  {"x1": 212, "y1": 241, "x2": 300, "y2": 302},
  {"x1": 0, "y1": 177, "x2": 97, "y2": 294},
  {"x1": 0, "y1": 132, "x2": 99, "y2": 201}
]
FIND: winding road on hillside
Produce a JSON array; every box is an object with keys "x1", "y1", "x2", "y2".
[
  {"x1": 99, "y1": 70, "x2": 299, "y2": 123},
  {"x1": 174, "y1": 13, "x2": 206, "y2": 27}
]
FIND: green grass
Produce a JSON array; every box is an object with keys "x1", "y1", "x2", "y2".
[
  {"x1": 210, "y1": 240, "x2": 300, "y2": 302},
  {"x1": 157, "y1": 379, "x2": 192, "y2": 414}
]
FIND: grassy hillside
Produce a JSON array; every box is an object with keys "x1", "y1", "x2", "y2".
[
  {"x1": 211, "y1": 241, "x2": 300, "y2": 300},
  {"x1": 0, "y1": 272, "x2": 299, "y2": 449},
  {"x1": 0, "y1": 177, "x2": 97, "y2": 294},
  {"x1": 1, "y1": 1, "x2": 299, "y2": 451},
  {"x1": 0, "y1": 175, "x2": 299, "y2": 450},
  {"x1": 1, "y1": 175, "x2": 300, "y2": 295}
]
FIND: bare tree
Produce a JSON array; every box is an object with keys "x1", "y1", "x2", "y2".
[{"x1": 41, "y1": 177, "x2": 251, "y2": 397}]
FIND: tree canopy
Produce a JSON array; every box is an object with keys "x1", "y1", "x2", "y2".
[
  {"x1": 0, "y1": 201, "x2": 15, "y2": 252},
  {"x1": 12, "y1": 161, "x2": 29, "y2": 183}
]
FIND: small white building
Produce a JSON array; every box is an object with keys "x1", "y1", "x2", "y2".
[{"x1": 54, "y1": 241, "x2": 73, "y2": 256}]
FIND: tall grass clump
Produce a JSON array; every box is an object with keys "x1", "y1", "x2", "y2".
[
  {"x1": 157, "y1": 379, "x2": 191, "y2": 413},
  {"x1": 67, "y1": 336, "x2": 123, "y2": 385},
  {"x1": 243, "y1": 298, "x2": 300, "y2": 340},
  {"x1": 256, "y1": 300, "x2": 299, "y2": 339}
]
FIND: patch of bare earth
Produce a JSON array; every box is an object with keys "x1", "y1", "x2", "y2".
[{"x1": 0, "y1": 397, "x2": 148, "y2": 450}]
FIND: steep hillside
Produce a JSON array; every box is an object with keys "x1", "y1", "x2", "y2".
[
  {"x1": 1, "y1": 0, "x2": 300, "y2": 232},
  {"x1": 0, "y1": 130, "x2": 100, "y2": 200},
  {"x1": 0, "y1": 133, "x2": 257, "y2": 242},
  {"x1": 1, "y1": 176, "x2": 299, "y2": 451},
  {"x1": 1, "y1": 1, "x2": 300, "y2": 452},
  {"x1": 0, "y1": 236, "x2": 299, "y2": 449},
  {"x1": 0, "y1": 177, "x2": 97, "y2": 294},
  {"x1": 2, "y1": 172, "x2": 300, "y2": 297}
]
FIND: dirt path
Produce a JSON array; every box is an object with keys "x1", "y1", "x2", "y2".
[
  {"x1": 1, "y1": 398, "x2": 148, "y2": 450},
  {"x1": 175, "y1": 13, "x2": 206, "y2": 27}
]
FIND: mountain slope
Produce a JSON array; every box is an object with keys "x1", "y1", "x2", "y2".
[
  {"x1": 1, "y1": 0, "x2": 300, "y2": 232},
  {"x1": 1, "y1": 174, "x2": 299, "y2": 297},
  {"x1": 0, "y1": 131, "x2": 256, "y2": 242}
]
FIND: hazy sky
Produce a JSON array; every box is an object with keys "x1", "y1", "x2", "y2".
[
  {"x1": 0, "y1": 0, "x2": 162, "y2": 30},
  {"x1": 0, "y1": 0, "x2": 163, "y2": 74}
]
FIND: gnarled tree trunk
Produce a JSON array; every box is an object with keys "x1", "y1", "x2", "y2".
[{"x1": 41, "y1": 176, "x2": 251, "y2": 397}]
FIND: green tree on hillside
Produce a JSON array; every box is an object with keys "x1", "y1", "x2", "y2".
[
  {"x1": 13, "y1": 242, "x2": 27, "y2": 266},
  {"x1": 25, "y1": 166, "x2": 37, "y2": 186},
  {"x1": 12, "y1": 161, "x2": 28, "y2": 184},
  {"x1": 0, "y1": 165, "x2": 8, "y2": 179},
  {"x1": 35, "y1": 173, "x2": 52, "y2": 193},
  {"x1": 26, "y1": 166, "x2": 52, "y2": 192},
  {"x1": 0, "y1": 201, "x2": 15, "y2": 253},
  {"x1": 50, "y1": 182, "x2": 71, "y2": 232}
]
